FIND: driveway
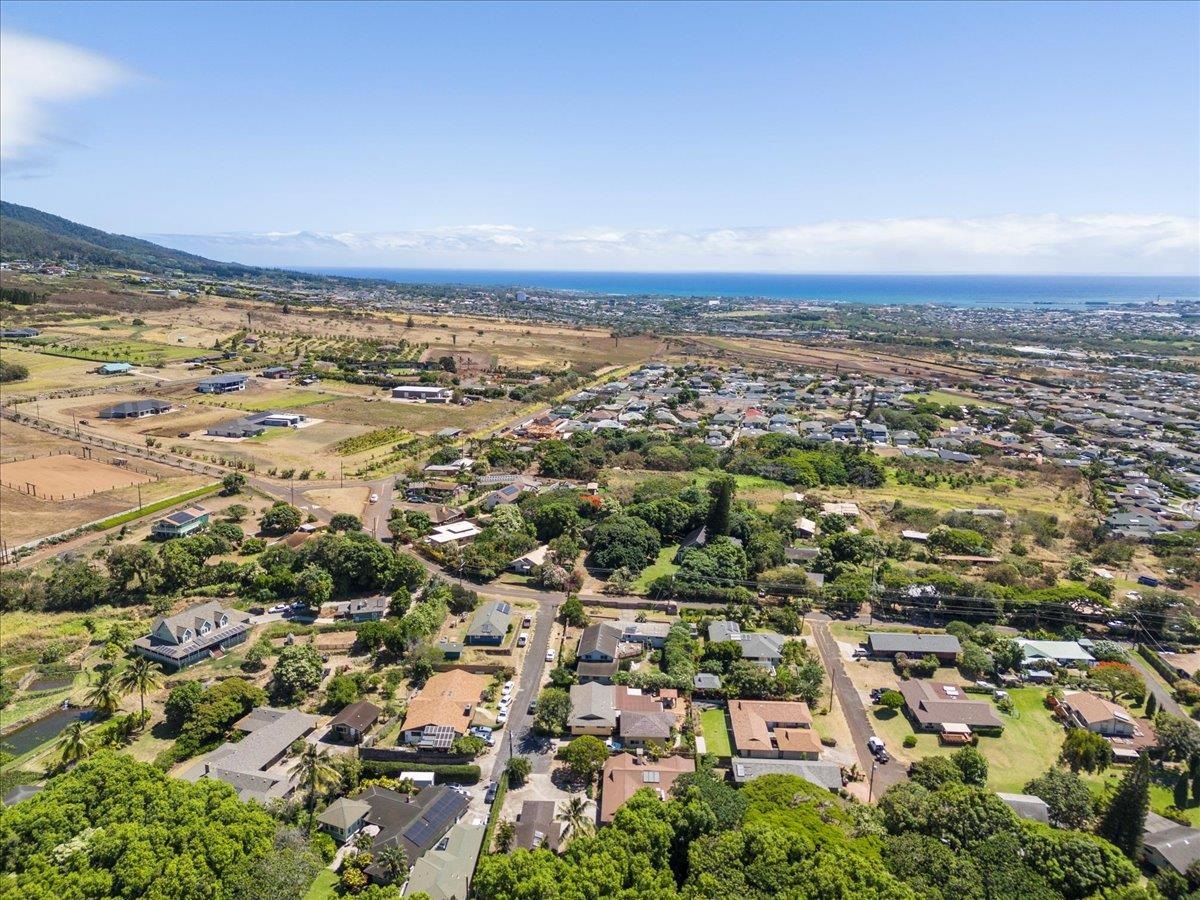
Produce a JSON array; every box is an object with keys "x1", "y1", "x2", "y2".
[{"x1": 810, "y1": 617, "x2": 906, "y2": 797}]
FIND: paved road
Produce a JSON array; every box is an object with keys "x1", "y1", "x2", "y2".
[
  {"x1": 1125, "y1": 649, "x2": 1184, "y2": 718},
  {"x1": 489, "y1": 593, "x2": 563, "y2": 782},
  {"x1": 810, "y1": 617, "x2": 906, "y2": 798}
]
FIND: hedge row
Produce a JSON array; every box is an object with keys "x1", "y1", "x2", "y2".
[
  {"x1": 1138, "y1": 644, "x2": 1180, "y2": 686},
  {"x1": 358, "y1": 759, "x2": 482, "y2": 784}
]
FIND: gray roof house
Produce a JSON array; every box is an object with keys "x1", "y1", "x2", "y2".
[
  {"x1": 569, "y1": 682, "x2": 618, "y2": 735},
  {"x1": 578, "y1": 623, "x2": 622, "y2": 663},
  {"x1": 194, "y1": 706, "x2": 319, "y2": 802},
  {"x1": 866, "y1": 632, "x2": 961, "y2": 661},
  {"x1": 465, "y1": 601, "x2": 511, "y2": 645},
  {"x1": 358, "y1": 785, "x2": 470, "y2": 883},
  {"x1": 997, "y1": 792, "x2": 1051, "y2": 824},
  {"x1": 133, "y1": 601, "x2": 250, "y2": 670},
  {"x1": 1143, "y1": 812, "x2": 1200, "y2": 876}
]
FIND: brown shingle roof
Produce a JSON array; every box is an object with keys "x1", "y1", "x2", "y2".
[
  {"x1": 599, "y1": 753, "x2": 694, "y2": 823},
  {"x1": 727, "y1": 699, "x2": 814, "y2": 755},
  {"x1": 401, "y1": 669, "x2": 490, "y2": 736}
]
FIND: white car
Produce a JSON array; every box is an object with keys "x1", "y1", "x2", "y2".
[
  {"x1": 545, "y1": 650, "x2": 556, "y2": 662},
  {"x1": 268, "y1": 603, "x2": 289, "y2": 614},
  {"x1": 369, "y1": 493, "x2": 379, "y2": 503},
  {"x1": 517, "y1": 632, "x2": 529, "y2": 647},
  {"x1": 496, "y1": 713, "x2": 508, "y2": 725}
]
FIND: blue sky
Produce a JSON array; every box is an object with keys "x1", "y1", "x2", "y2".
[{"x1": 1, "y1": 1, "x2": 1197, "y2": 273}]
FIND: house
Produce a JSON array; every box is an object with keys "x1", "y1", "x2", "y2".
[
  {"x1": 401, "y1": 669, "x2": 490, "y2": 746},
  {"x1": 342, "y1": 595, "x2": 390, "y2": 621},
  {"x1": 465, "y1": 600, "x2": 511, "y2": 645},
  {"x1": 600, "y1": 754, "x2": 695, "y2": 824},
  {"x1": 133, "y1": 601, "x2": 250, "y2": 670},
  {"x1": 514, "y1": 800, "x2": 565, "y2": 852},
  {"x1": 1015, "y1": 639, "x2": 1095, "y2": 668},
  {"x1": 151, "y1": 505, "x2": 210, "y2": 539},
  {"x1": 615, "y1": 620, "x2": 672, "y2": 648},
  {"x1": 892, "y1": 429, "x2": 919, "y2": 447},
  {"x1": 193, "y1": 706, "x2": 319, "y2": 802},
  {"x1": 1143, "y1": 811, "x2": 1200, "y2": 877},
  {"x1": 578, "y1": 623, "x2": 622, "y2": 663},
  {"x1": 674, "y1": 525, "x2": 708, "y2": 563},
  {"x1": 822, "y1": 501, "x2": 860, "y2": 517},
  {"x1": 96, "y1": 362, "x2": 133, "y2": 375},
  {"x1": 619, "y1": 709, "x2": 675, "y2": 748},
  {"x1": 392, "y1": 385, "x2": 453, "y2": 403},
  {"x1": 730, "y1": 759, "x2": 843, "y2": 790},
  {"x1": 727, "y1": 699, "x2": 820, "y2": 760},
  {"x1": 404, "y1": 816, "x2": 486, "y2": 900},
  {"x1": 356, "y1": 785, "x2": 470, "y2": 883},
  {"x1": 510, "y1": 545, "x2": 550, "y2": 575},
  {"x1": 482, "y1": 483, "x2": 524, "y2": 511},
  {"x1": 328, "y1": 700, "x2": 382, "y2": 744},
  {"x1": 866, "y1": 632, "x2": 961, "y2": 662},
  {"x1": 897, "y1": 679, "x2": 1004, "y2": 737},
  {"x1": 317, "y1": 797, "x2": 372, "y2": 842},
  {"x1": 197, "y1": 373, "x2": 248, "y2": 393},
  {"x1": 257, "y1": 411, "x2": 308, "y2": 427},
  {"x1": 794, "y1": 517, "x2": 818, "y2": 538},
  {"x1": 707, "y1": 621, "x2": 784, "y2": 668},
  {"x1": 426, "y1": 521, "x2": 482, "y2": 545},
  {"x1": 693, "y1": 673, "x2": 723, "y2": 693},
  {"x1": 1060, "y1": 691, "x2": 1136, "y2": 737},
  {"x1": 568, "y1": 682, "x2": 618, "y2": 735},
  {"x1": 862, "y1": 423, "x2": 889, "y2": 445},
  {"x1": 205, "y1": 417, "x2": 266, "y2": 438},
  {"x1": 997, "y1": 792, "x2": 1051, "y2": 824},
  {"x1": 99, "y1": 398, "x2": 172, "y2": 419},
  {"x1": 261, "y1": 366, "x2": 296, "y2": 379}
]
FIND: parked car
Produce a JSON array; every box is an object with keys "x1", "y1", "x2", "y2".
[
  {"x1": 875, "y1": 749, "x2": 891, "y2": 764},
  {"x1": 852, "y1": 647, "x2": 869, "y2": 659},
  {"x1": 545, "y1": 650, "x2": 556, "y2": 662},
  {"x1": 369, "y1": 493, "x2": 379, "y2": 503},
  {"x1": 268, "y1": 603, "x2": 289, "y2": 614},
  {"x1": 517, "y1": 632, "x2": 529, "y2": 647},
  {"x1": 485, "y1": 782, "x2": 499, "y2": 804},
  {"x1": 867, "y1": 736, "x2": 886, "y2": 754},
  {"x1": 523, "y1": 614, "x2": 533, "y2": 627},
  {"x1": 496, "y1": 713, "x2": 508, "y2": 725},
  {"x1": 528, "y1": 700, "x2": 537, "y2": 714}
]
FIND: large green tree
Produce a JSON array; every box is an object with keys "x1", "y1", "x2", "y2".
[{"x1": 1098, "y1": 753, "x2": 1151, "y2": 859}]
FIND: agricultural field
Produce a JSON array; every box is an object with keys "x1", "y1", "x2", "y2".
[
  {"x1": 305, "y1": 394, "x2": 524, "y2": 434},
  {"x1": 0, "y1": 345, "x2": 138, "y2": 395},
  {"x1": 0, "y1": 419, "x2": 211, "y2": 545}
]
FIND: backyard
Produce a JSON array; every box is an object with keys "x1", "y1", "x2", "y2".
[
  {"x1": 870, "y1": 686, "x2": 1063, "y2": 793},
  {"x1": 699, "y1": 707, "x2": 733, "y2": 757}
]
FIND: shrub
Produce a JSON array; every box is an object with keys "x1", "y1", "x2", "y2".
[{"x1": 903, "y1": 735, "x2": 918, "y2": 748}]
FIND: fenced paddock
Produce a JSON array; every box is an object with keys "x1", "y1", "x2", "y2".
[{"x1": 0, "y1": 450, "x2": 157, "y2": 500}]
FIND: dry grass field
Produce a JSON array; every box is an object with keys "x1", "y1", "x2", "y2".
[
  {"x1": 303, "y1": 486, "x2": 370, "y2": 518},
  {"x1": 306, "y1": 394, "x2": 524, "y2": 433},
  {"x1": 0, "y1": 346, "x2": 137, "y2": 396}
]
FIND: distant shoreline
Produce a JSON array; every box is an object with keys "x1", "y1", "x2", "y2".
[{"x1": 293, "y1": 268, "x2": 1200, "y2": 310}]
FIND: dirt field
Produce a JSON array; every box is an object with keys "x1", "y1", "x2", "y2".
[
  {"x1": 0, "y1": 453, "x2": 155, "y2": 500},
  {"x1": 307, "y1": 394, "x2": 524, "y2": 434},
  {"x1": 304, "y1": 486, "x2": 370, "y2": 518}
]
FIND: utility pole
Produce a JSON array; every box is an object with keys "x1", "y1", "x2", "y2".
[{"x1": 137, "y1": 482, "x2": 143, "y2": 510}]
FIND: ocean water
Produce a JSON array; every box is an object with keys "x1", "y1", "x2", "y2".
[{"x1": 300, "y1": 269, "x2": 1200, "y2": 310}]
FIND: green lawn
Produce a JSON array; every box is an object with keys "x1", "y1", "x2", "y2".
[
  {"x1": 1087, "y1": 769, "x2": 1200, "y2": 826},
  {"x1": 633, "y1": 545, "x2": 681, "y2": 593},
  {"x1": 700, "y1": 708, "x2": 733, "y2": 757},
  {"x1": 871, "y1": 687, "x2": 1062, "y2": 792},
  {"x1": 303, "y1": 868, "x2": 339, "y2": 900}
]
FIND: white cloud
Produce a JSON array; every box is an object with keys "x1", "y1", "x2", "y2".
[
  {"x1": 151, "y1": 213, "x2": 1200, "y2": 274},
  {"x1": 0, "y1": 32, "x2": 131, "y2": 164}
]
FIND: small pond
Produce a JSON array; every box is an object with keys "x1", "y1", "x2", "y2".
[{"x1": 1, "y1": 706, "x2": 95, "y2": 758}]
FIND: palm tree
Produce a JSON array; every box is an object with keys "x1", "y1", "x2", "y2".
[
  {"x1": 294, "y1": 744, "x2": 339, "y2": 824},
  {"x1": 118, "y1": 656, "x2": 162, "y2": 718},
  {"x1": 56, "y1": 720, "x2": 92, "y2": 766},
  {"x1": 85, "y1": 666, "x2": 121, "y2": 716},
  {"x1": 557, "y1": 796, "x2": 593, "y2": 840},
  {"x1": 377, "y1": 845, "x2": 408, "y2": 883}
]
